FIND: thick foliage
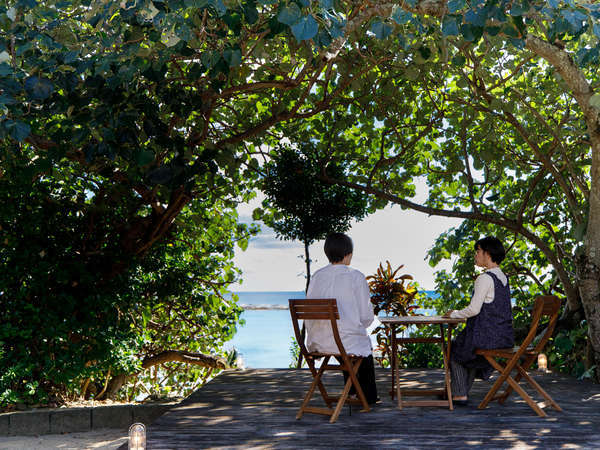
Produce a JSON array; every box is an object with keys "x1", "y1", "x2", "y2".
[
  {"x1": 0, "y1": 148, "x2": 256, "y2": 406},
  {"x1": 260, "y1": 146, "x2": 369, "y2": 248}
]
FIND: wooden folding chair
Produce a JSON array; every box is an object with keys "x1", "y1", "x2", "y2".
[
  {"x1": 289, "y1": 298, "x2": 371, "y2": 423},
  {"x1": 475, "y1": 295, "x2": 563, "y2": 417}
]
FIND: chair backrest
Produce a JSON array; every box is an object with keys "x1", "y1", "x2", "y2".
[
  {"x1": 289, "y1": 298, "x2": 347, "y2": 359},
  {"x1": 519, "y1": 295, "x2": 562, "y2": 356}
]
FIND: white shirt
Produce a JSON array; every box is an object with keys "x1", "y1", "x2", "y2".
[
  {"x1": 450, "y1": 267, "x2": 508, "y2": 319},
  {"x1": 305, "y1": 264, "x2": 374, "y2": 356}
]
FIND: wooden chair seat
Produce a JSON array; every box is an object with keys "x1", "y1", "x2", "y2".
[
  {"x1": 289, "y1": 298, "x2": 371, "y2": 423},
  {"x1": 307, "y1": 351, "x2": 362, "y2": 358},
  {"x1": 476, "y1": 347, "x2": 537, "y2": 359},
  {"x1": 475, "y1": 295, "x2": 563, "y2": 417}
]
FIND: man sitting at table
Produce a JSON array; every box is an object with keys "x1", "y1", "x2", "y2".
[
  {"x1": 305, "y1": 232, "x2": 379, "y2": 405},
  {"x1": 443, "y1": 236, "x2": 514, "y2": 406}
]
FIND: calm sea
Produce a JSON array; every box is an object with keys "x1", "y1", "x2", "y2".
[
  {"x1": 225, "y1": 291, "x2": 304, "y2": 368},
  {"x1": 225, "y1": 291, "x2": 436, "y2": 369}
]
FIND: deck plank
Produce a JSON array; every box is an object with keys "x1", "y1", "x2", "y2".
[{"x1": 140, "y1": 368, "x2": 600, "y2": 449}]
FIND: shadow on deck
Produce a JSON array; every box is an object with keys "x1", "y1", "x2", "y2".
[{"x1": 141, "y1": 368, "x2": 600, "y2": 449}]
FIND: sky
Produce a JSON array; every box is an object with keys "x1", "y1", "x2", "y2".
[{"x1": 231, "y1": 183, "x2": 463, "y2": 292}]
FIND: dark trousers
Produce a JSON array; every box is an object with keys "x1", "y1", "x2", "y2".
[
  {"x1": 450, "y1": 357, "x2": 476, "y2": 397},
  {"x1": 340, "y1": 354, "x2": 378, "y2": 404}
]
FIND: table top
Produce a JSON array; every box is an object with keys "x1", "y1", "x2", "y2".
[{"x1": 378, "y1": 315, "x2": 465, "y2": 325}]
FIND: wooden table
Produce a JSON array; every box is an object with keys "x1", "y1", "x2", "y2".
[{"x1": 379, "y1": 315, "x2": 465, "y2": 410}]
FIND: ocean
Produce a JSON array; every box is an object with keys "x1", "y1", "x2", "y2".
[{"x1": 226, "y1": 291, "x2": 304, "y2": 368}]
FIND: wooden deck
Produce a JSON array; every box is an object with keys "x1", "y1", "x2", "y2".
[{"x1": 141, "y1": 368, "x2": 600, "y2": 449}]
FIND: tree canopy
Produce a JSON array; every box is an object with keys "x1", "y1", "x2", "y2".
[
  {"x1": 2, "y1": 0, "x2": 600, "y2": 406},
  {"x1": 259, "y1": 145, "x2": 369, "y2": 291}
]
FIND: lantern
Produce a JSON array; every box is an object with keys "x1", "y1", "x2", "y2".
[
  {"x1": 128, "y1": 423, "x2": 146, "y2": 450},
  {"x1": 537, "y1": 353, "x2": 548, "y2": 372}
]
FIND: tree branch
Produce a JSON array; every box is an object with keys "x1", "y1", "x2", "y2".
[{"x1": 141, "y1": 350, "x2": 228, "y2": 370}]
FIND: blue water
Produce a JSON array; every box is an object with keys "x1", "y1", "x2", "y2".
[{"x1": 226, "y1": 291, "x2": 304, "y2": 368}]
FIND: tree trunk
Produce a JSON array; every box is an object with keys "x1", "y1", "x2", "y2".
[
  {"x1": 304, "y1": 239, "x2": 311, "y2": 294},
  {"x1": 578, "y1": 136, "x2": 600, "y2": 382},
  {"x1": 296, "y1": 239, "x2": 311, "y2": 369}
]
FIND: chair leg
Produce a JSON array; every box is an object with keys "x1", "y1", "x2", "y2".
[
  {"x1": 496, "y1": 356, "x2": 534, "y2": 405},
  {"x1": 313, "y1": 356, "x2": 335, "y2": 407},
  {"x1": 516, "y1": 364, "x2": 562, "y2": 411},
  {"x1": 298, "y1": 362, "x2": 331, "y2": 420},
  {"x1": 502, "y1": 371, "x2": 547, "y2": 417},
  {"x1": 348, "y1": 358, "x2": 370, "y2": 412},
  {"x1": 496, "y1": 371, "x2": 521, "y2": 405},
  {"x1": 330, "y1": 366, "x2": 355, "y2": 423},
  {"x1": 478, "y1": 356, "x2": 513, "y2": 411},
  {"x1": 478, "y1": 357, "x2": 546, "y2": 417}
]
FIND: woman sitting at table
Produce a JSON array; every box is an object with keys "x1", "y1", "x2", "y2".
[
  {"x1": 442, "y1": 236, "x2": 514, "y2": 406},
  {"x1": 305, "y1": 232, "x2": 379, "y2": 405}
]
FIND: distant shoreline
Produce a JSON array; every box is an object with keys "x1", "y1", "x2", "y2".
[{"x1": 240, "y1": 304, "x2": 288, "y2": 310}]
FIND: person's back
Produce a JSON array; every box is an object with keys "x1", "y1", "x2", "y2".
[
  {"x1": 305, "y1": 263, "x2": 373, "y2": 356},
  {"x1": 303, "y1": 232, "x2": 378, "y2": 404}
]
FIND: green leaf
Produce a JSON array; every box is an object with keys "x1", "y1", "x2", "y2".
[
  {"x1": 223, "y1": 48, "x2": 242, "y2": 67},
  {"x1": 370, "y1": 20, "x2": 393, "y2": 39},
  {"x1": 442, "y1": 15, "x2": 460, "y2": 36},
  {"x1": 460, "y1": 23, "x2": 483, "y2": 42},
  {"x1": 555, "y1": 335, "x2": 573, "y2": 353},
  {"x1": 451, "y1": 54, "x2": 466, "y2": 66},
  {"x1": 319, "y1": 0, "x2": 333, "y2": 9},
  {"x1": 485, "y1": 25, "x2": 501, "y2": 36},
  {"x1": 278, "y1": 3, "x2": 302, "y2": 26},
  {"x1": 502, "y1": 23, "x2": 520, "y2": 38},
  {"x1": 548, "y1": 0, "x2": 560, "y2": 8},
  {"x1": 561, "y1": 9, "x2": 586, "y2": 33},
  {"x1": 447, "y1": 0, "x2": 466, "y2": 13},
  {"x1": 4, "y1": 120, "x2": 31, "y2": 141},
  {"x1": 252, "y1": 207, "x2": 264, "y2": 221},
  {"x1": 577, "y1": 47, "x2": 599, "y2": 66},
  {"x1": 0, "y1": 63, "x2": 13, "y2": 76},
  {"x1": 509, "y1": 37, "x2": 525, "y2": 49},
  {"x1": 24, "y1": 77, "x2": 54, "y2": 101},
  {"x1": 201, "y1": 50, "x2": 220, "y2": 69},
  {"x1": 490, "y1": 98, "x2": 503, "y2": 111},
  {"x1": 135, "y1": 150, "x2": 155, "y2": 166},
  {"x1": 243, "y1": 4, "x2": 259, "y2": 24},
  {"x1": 315, "y1": 28, "x2": 332, "y2": 47},
  {"x1": 391, "y1": 7, "x2": 411, "y2": 25},
  {"x1": 291, "y1": 15, "x2": 319, "y2": 41},
  {"x1": 209, "y1": 0, "x2": 226, "y2": 16},
  {"x1": 465, "y1": 8, "x2": 487, "y2": 27},
  {"x1": 510, "y1": 2, "x2": 526, "y2": 16}
]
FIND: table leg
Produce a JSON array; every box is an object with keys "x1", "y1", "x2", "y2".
[
  {"x1": 395, "y1": 329, "x2": 402, "y2": 410},
  {"x1": 390, "y1": 327, "x2": 396, "y2": 400},
  {"x1": 444, "y1": 325, "x2": 454, "y2": 410}
]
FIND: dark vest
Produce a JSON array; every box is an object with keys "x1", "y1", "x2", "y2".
[{"x1": 451, "y1": 271, "x2": 514, "y2": 379}]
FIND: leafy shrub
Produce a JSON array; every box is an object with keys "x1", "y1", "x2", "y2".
[
  {"x1": 368, "y1": 261, "x2": 421, "y2": 368},
  {"x1": 0, "y1": 154, "x2": 256, "y2": 407}
]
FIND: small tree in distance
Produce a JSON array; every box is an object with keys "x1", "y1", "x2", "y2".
[
  {"x1": 258, "y1": 146, "x2": 369, "y2": 368},
  {"x1": 258, "y1": 146, "x2": 370, "y2": 293}
]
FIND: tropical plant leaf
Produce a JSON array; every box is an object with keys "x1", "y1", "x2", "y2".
[{"x1": 291, "y1": 15, "x2": 319, "y2": 41}]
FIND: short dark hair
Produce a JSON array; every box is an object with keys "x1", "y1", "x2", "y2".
[
  {"x1": 324, "y1": 233, "x2": 353, "y2": 263},
  {"x1": 475, "y1": 236, "x2": 505, "y2": 264}
]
